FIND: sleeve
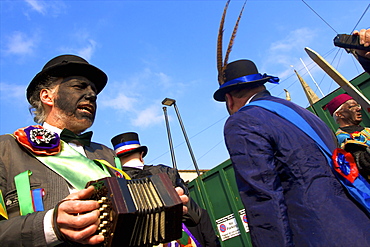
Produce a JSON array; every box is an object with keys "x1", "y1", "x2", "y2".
[
  {"x1": 165, "y1": 165, "x2": 190, "y2": 195},
  {"x1": 197, "y1": 209, "x2": 220, "y2": 247},
  {"x1": 0, "y1": 137, "x2": 48, "y2": 246},
  {"x1": 336, "y1": 131, "x2": 351, "y2": 148},
  {"x1": 224, "y1": 112, "x2": 294, "y2": 246},
  {"x1": 0, "y1": 211, "x2": 48, "y2": 246},
  {"x1": 158, "y1": 165, "x2": 202, "y2": 226},
  {"x1": 353, "y1": 147, "x2": 370, "y2": 180},
  {"x1": 183, "y1": 197, "x2": 202, "y2": 227},
  {"x1": 358, "y1": 54, "x2": 370, "y2": 73}
]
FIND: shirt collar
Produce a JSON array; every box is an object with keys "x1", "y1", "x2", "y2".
[
  {"x1": 122, "y1": 159, "x2": 144, "y2": 170},
  {"x1": 245, "y1": 93, "x2": 258, "y2": 106},
  {"x1": 43, "y1": 122, "x2": 62, "y2": 135}
]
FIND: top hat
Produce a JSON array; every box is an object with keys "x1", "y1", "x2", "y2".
[
  {"x1": 213, "y1": 60, "x2": 279, "y2": 102},
  {"x1": 325, "y1": 94, "x2": 353, "y2": 115},
  {"x1": 111, "y1": 132, "x2": 148, "y2": 158},
  {"x1": 26, "y1": 54, "x2": 108, "y2": 103}
]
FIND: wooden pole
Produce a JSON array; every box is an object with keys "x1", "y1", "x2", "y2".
[{"x1": 305, "y1": 47, "x2": 370, "y2": 112}]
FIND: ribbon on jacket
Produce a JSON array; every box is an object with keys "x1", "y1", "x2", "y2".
[
  {"x1": 243, "y1": 100, "x2": 370, "y2": 215},
  {"x1": 0, "y1": 190, "x2": 8, "y2": 219},
  {"x1": 34, "y1": 141, "x2": 111, "y2": 190}
]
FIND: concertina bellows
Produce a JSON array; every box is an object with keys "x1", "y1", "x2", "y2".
[{"x1": 86, "y1": 173, "x2": 183, "y2": 247}]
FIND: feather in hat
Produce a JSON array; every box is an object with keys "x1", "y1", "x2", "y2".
[{"x1": 217, "y1": 0, "x2": 247, "y2": 86}]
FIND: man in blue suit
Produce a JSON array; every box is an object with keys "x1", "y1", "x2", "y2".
[{"x1": 213, "y1": 59, "x2": 370, "y2": 247}]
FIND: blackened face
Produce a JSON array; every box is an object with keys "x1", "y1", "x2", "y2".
[
  {"x1": 54, "y1": 76, "x2": 98, "y2": 133},
  {"x1": 339, "y1": 99, "x2": 362, "y2": 126}
]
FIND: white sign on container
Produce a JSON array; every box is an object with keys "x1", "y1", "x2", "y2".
[{"x1": 215, "y1": 213, "x2": 241, "y2": 241}]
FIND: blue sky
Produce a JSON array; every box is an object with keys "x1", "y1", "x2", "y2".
[{"x1": 1, "y1": 0, "x2": 369, "y2": 171}]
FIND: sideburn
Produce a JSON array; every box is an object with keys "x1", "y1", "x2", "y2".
[{"x1": 54, "y1": 96, "x2": 76, "y2": 117}]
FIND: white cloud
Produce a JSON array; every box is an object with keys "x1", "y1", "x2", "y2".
[
  {"x1": 59, "y1": 29, "x2": 98, "y2": 60},
  {"x1": 100, "y1": 92, "x2": 137, "y2": 111},
  {"x1": 132, "y1": 104, "x2": 164, "y2": 128},
  {"x1": 126, "y1": 68, "x2": 172, "y2": 88},
  {"x1": 100, "y1": 67, "x2": 183, "y2": 128},
  {"x1": 24, "y1": 0, "x2": 66, "y2": 17},
  {"x1": 24, "y1": 0, "x2": 46, "y2": 15},
  {"x1": 155, "y1": 72, "x2": 171, "y2": 88},
  {"x1": 4, "y1": 32, "x2": 36, "y2": 55},
  {"x1": 76, "y1": 39, "x2": 97, "y2": 61},
  {"x1": 262, "y1": 27, "x2": 319, "y2": 77},
  {"x1": 0, "y1": 82, "x2": 26, "y2": 102},
  {"x1": 269, "y1": 28, "x2": 317, "y2": 53}
]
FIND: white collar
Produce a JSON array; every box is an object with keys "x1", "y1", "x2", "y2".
[
  {"x1": 122, "y1": 159, "x2": 144, "y2": 170},
  {"x1": 245, "y1": 93, "x2": 258, "y2": 105},
  {"x1": 43, "y1": 122, "x2": 62, "y2": 135},
  {"x1": 43, "y1": 122, "x2": 85, "y2": 150}
]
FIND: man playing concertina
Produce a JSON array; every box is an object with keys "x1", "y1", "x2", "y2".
[{"x1": 0, "y1": 55, "x2": 190, "y2": 246}]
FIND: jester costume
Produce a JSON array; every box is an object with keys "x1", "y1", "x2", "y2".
[
  {"x1": 336, "y1": 126, "x2": 370, "y2": 182},
  {"x1": 336, "y1": 126, "x2": 370, "y2": 148}
]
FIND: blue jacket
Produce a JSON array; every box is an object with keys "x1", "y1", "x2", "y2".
[{"x1": 224, "y1": 90, "x2": 370, "y2": 247}]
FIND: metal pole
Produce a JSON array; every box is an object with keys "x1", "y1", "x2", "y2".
[
  {"x1": 162, "y1": 107, "x2": 177, "y2": 169},
  {"x1": 172, "y1": 103, "x2": 201, "y2": 176},
  {"x1": 300, "y1": 57, "x2": 324, "y2": 97}
]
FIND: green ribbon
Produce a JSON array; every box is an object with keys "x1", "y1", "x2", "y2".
[
  {"x1": 14, "y1": 170, "x2": 34, "y2": 216},
  {"x1": 114, "y1": 156, "x2": 121, "y2": 169},
  {"x1": 0, "y1": 189, "x2": 8, "y2": 219},
  {"x1": 35, "y1": 142, "x2": 111, "y2": 190}
]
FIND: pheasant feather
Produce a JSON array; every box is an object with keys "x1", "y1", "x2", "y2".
[
  {"x1": 223, "y1": 1, "x2": 246, "y2": 71},
  {"x1": 217, "y1": 0, "x2": 230, "y2": 85},
  {"x1": 217, "y1": 0, "x2": 247, "y2": 85}
]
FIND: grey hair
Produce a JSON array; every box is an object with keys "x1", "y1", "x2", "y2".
[
  {"x1": 332, "y1": 103, "x2": 345, "y2": 124},
  {"x1": 28, "y1": 76, "x2": 60, "y2": 124}
]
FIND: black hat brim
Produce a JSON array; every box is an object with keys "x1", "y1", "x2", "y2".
[
  {"x1": 27, "y1": 62, "x2": 107, "y2": 102},
  {"x1": 117, "y1": 146, "x2": 148, "y2": 158},
  {"x1": 213, "y1": 78, "x2": 270, "y2": 102}
]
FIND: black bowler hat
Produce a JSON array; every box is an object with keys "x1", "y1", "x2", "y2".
[
  {"x1": 26, "y1": 54, "x2": 108, "y2": 103},
  {"x1": 111, "y1": 132, "x2": 148, "y2": 158},
  {"x1": 213, "y1": 60, "x2": 279, "y2": 102}
]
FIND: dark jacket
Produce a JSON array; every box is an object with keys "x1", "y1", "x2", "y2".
[
  {"x1": 186, "y1": 208, "x2": 220, "y2": 247},
  {"x1": 0, "y1": 134, "x2": 116, "y2": 246},
  {"x1": 224, "y1": 91, "x2": 370, "y2": 247}
]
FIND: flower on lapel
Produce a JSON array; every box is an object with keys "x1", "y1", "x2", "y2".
[{"x1": 14, "y1": 125, "x2": 61, "y2": 155}]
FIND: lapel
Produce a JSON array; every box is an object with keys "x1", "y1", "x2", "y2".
[
  {"x1": 84, "y1": 144, "x2": 117, "y2": 177},
  {"x1": 84, "y1": 145, "x2": 97, "y2": 160}
]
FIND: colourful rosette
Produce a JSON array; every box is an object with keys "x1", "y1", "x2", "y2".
[
  {"x1": 332, "y1": 148, "x2": 359, "y2": 183},
  {"x1": 14, "y1": 125, "x2": 61, "y2": 155}
]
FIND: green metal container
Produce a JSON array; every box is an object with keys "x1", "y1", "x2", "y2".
[
  {"x1": 188, "y1": 159, "x2": 252, "y2": 247},
  {"x1": 188, "y1": 72, "x2": 370, "y2": 246}
]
